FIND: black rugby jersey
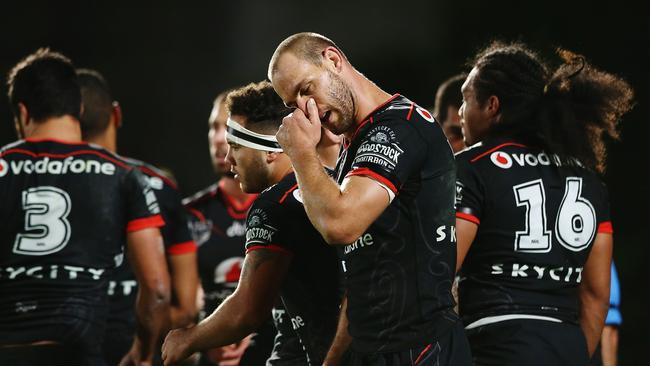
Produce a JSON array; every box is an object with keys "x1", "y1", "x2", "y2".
[
  {"x1": 334, "y1": 94, "x2": 458, "y2": 353},
  {"x1": 185, "y1": 182, "x2": 280, "y2": 364},
  {"x1": 244, "y1": 172, "x2": 341, "y2": 365},
  {"x1": 455, "y1": 139, "x2": 613, "y2": 325},
  {"x1": 0, "y1": 138, "x2": 163, "y2": 348},
  {"x1": 267, "y1": 302, "x2": 308, "y2": 366},
  {"x1": 104, "y1": 157, "x2": 196, "y2": 342},
  {"x1": 183, "y1": 181, "x2": 256, "y2": 315}
]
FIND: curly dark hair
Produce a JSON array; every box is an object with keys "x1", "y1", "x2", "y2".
[
  {"x1": 226, "y1": 80, "x2": 292, "y2": 134},
  {"x1": 469, "y1": 41, "x2": 634, "y2": 173}
]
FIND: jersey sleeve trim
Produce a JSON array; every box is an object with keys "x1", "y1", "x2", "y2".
[
  {"x1": 127, "y1": 214, "x2": 165, "y2": 232},
  {"x1": 346, "y1": 167, "x2": 398, "y2": 194},
  {"x1": 456, "y1": 211, "x2": 480, "y2": 225},
  {"x1": 597, "y1": 221, "x2": 614, "y2": 234},
  {"x1": 166, "y1": 240, "x2": 197, "y2": 255},
  {"x1": 245, "y1": 244, "x2": 293, "y2": 256}
]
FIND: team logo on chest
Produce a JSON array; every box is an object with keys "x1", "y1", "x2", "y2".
[
  {"x1": 189, "y1": 219, "x2": 213, "y2": 246},
  {"x1": 354, "y1": 126, "x2": 403, "y2": 169}
]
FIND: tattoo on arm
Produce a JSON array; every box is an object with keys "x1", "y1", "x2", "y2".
[{"x1": 240, "y1": 249, "x2": 284, "y2": 280}]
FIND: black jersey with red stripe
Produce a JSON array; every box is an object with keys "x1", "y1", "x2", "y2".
[
  {"x1": 333, "y1": 94, "x2": 458, "y2": 353},
  {"x1": 244, "y1": 172, "x2": 341, "y2": 365},
  {"x1": 104, "y1": 157, "x2": 196, "y2": 341},
  {"x1": 455, "y1": 138, "x2": 613, "y2": 325},
  {"x1": 183, "y1": 181, "x2": 255, "y2": 315},
  {"x1": 0, "y1": 139, "x2": 163, "y2": 349}
]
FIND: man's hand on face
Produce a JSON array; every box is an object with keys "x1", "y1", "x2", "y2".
[{"x1": 276, "y1": 98, "x2": 322, "y2": 158}]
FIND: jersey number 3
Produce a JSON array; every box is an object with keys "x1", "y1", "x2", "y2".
[
  {"x1": 513, "y1": 177, "x2": 596, "y2": 253},
  {"x1": 13, "y1": 186, "x2": 72, "y2": 256}
]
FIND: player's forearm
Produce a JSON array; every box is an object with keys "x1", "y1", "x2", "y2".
[
  {"x1": 290, "y1": 149, "x2": 351, "y2": 243},
  {"x1": 135, "y1": 284, "x2": 171, "y2": 360},
  {"x1": 579, "y1": 291, "x2": 609, "y2": 356},
  {"x1": 169, "y1": 254, "x2": 199, "y2": 328},
  {"x1": 184, "y1": 293, "x2": 263, "y2": 353},
  {"x1": 600, "y1": 326, "x2": 619, "y2": 366}
]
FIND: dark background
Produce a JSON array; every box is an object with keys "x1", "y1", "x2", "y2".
[{"x1": 1, "y1": 1, "x2": 648, "y2": 363}]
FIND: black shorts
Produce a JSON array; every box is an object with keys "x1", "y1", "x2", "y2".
[
  {"x1": 345, "y1": 321, "x2": 471, "y2": 366},
  {"x1": 466, "y1": 319, "x2": 590, "y2": 366},
  {"x1": 0, "y1": 344, "x2": 107, "y2": 366}
]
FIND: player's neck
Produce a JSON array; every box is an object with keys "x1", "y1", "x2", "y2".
[
  {"x1": 86, "y1": 131, "x2": 117, "y2": 153},
  {"x1": 25, "y1": 115, "x2": 82, "y2": 143},
  {"x1": 218, "y1": 176, "x2": 252, "y2": 204},
  {"x1": 347, "y1": 76, "x2": 393, "y2": 139}
]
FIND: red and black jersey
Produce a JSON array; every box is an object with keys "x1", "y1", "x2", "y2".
[
  {"x1": 455, "y1": 138, "x2": 613, "y2": 325},
  {"x1": 0, "y1": 139, "x2": 163, "y2": 349},
  {"x1": 104, "y1": 157, "x2": 196, "y2": 341},
  {"x1": 244, "y1": 172, "x2": 341, "y2": 365},
  {"x1": 183, "y1": 181, "x2": 255, "y2": 315},
  {"x1": 334, "y1": 94, "x2": 458, "y2": 353}
]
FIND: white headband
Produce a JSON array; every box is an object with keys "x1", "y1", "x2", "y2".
[{"x1": 225, "y1": 117, "x2": 283, "y2": 152}]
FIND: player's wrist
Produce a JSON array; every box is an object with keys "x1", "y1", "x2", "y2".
[{"x1": 288, "y1": 147, "x2": 319, "y2": 168}]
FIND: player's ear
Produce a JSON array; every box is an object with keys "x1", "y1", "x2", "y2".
[
  {"x1": 266, "y1": 151, "x2": 281, "y2": 164},
  {"x1": 322, "y1": 47, "x2": 344, "y2": 73},
  {"x1": 485, "y1": 95, "x2": 500, "y2": 121},
  {"x1": 112, "y1": 101, "x2": 123, "y2": 128},
  {"x1": 18, "y1": 103, "x2": 29, "y2": 127}
]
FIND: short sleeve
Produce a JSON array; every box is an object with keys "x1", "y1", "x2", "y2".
[
  {"x1": 455, "y1": 156, "x2": 485, "y2": 225},
  {"x1": 124, "y1": 168, "x2": 164, "y2": 232},
  {"x1": 158, "y1": 184, "x2": 196, "y2": 255},
  {"x1": 346, "y1": 120, "x2": 425, "y2": 198},
  {"x1": 244, "y1": 199, "x2": 291, "y2": 255},
  {"x1": 597, "y1": 182, "x2": 613, "y2": 234}
]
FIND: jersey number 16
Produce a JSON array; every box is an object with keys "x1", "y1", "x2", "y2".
[{"x1": 513, "y1": 177, "x2": 596, "y2": 253}]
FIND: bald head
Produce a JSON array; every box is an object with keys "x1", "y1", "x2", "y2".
[{"x1": 268, "y1": 32, "x2": 346, "y2": 81}]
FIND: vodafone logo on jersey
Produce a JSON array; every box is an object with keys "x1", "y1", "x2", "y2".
[
  {"x1": 0, "y1": 159, "x2": 8, "y2": 177},
  {"x1": 490, "y1": 151, "x2": 513, "y2": 169},
  {"x1": 488, "y1": 150, "x2": 575, "y2": 169},
  {"x1": 416, "y1": 107, "x2": 436, "y2": 122}
]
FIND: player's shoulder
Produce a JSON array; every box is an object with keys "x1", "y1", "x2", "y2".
[
  {"x1": 257, "y1": 173, "x2": 298, "y2": 205},
  {"x1": 121, "y1": 156, "x2": 178, "y2": 191},
  {"x1": 183, "y1": 182, "x2": 219, "y2": 208},
  {"x1": 373, "y1": 94, "x2": 437, "y2": 126},
  {"x1": 0, "y1": 138, "x2": 134, "y2": 172},
  {"x1": 454, "y1": 139, "x2": 528, "y2": 166},
  {"x1": 0, "y1": 139, "x2": 27, "y2": 154}
]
